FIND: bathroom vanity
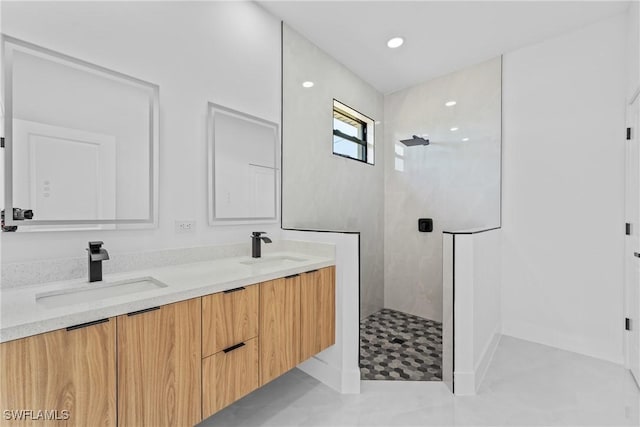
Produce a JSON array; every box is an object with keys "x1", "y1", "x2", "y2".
[{"x1": 0, "y1": 253, "x2": 335, "y2": 427}]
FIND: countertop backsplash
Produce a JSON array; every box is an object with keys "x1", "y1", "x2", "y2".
[{"x1": 1, "y1": 239, "x2": 335, "y2": 289}]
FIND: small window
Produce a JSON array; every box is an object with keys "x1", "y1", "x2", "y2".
[{"x1": 333, "y1": 100, "x2": 375, "y2": 164}]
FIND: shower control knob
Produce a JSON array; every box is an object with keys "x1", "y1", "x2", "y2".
[{"x1": 418, "y1": 218, "x2": 433, "y2": 232}]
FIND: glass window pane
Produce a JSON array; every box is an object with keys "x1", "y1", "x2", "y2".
[
  {"x1": 333, "y1": 135, "x2": 365, "y2": 161},
  {"x1": 333, "y1": 117, "x2": 360, "y2": 138}
]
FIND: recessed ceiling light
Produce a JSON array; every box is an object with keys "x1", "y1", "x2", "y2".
[
  {"x1": 450, "y1": 127, "x2": 459, "y2": 132},
  {"x1": 462, "y1": 137, "x2": 469, "y2": 142},
  {"x1": 302, "y1": 81, "x2": 314, "y2": 88},
  {"x1": 387, "y1": 37, "x2": 404, "y2": 49},
  {"x1": 445, "y1": 101, "x2": 457, "y2": 107}
]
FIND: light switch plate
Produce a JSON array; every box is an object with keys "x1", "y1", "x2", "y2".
[{"x1": 175, "y1": 220, "x2": 196, "y2": 233}]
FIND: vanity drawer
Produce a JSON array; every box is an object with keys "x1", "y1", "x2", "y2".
[
  {"x1": 202, "y1": 337, "x2": 259, "y2": 418},
  {"x1": 202, "y1": 284, "x2": 259, "y2": 357}
]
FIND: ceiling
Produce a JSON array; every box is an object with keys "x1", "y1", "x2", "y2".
[{"x1": 258, "y1": 0, "x2": 630, "y2": 94}]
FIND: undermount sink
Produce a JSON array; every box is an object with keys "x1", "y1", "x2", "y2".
[
  {"x1": 240, "y1": 255, "x2": 308, "y2": 266},
  {"x1": 36, "y1": 277, "x2": 168, "y2": 308}
]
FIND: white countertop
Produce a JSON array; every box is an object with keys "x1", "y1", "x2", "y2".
[{"x1": 0, "y1": 251, "x2": 334, "y2": 343}]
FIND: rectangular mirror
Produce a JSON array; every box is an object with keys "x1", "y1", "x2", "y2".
[
  {"x1": 207, "y1": 102, "x2": 279, "y2": 225},
  {"x1": 2, "y1": 35, "x2": 159, "y2": 230}
]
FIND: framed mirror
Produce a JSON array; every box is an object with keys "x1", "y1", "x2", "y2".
[
  {"x1": 2, "y1": 35, "x2": 159, "y2": 230},
  {"x1": 207, "y1": 102, "x2": 279, "y2": 225}
]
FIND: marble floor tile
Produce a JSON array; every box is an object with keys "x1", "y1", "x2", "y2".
[{"x1": 198, "y1": 336, "x2": 639, "y2": 427}]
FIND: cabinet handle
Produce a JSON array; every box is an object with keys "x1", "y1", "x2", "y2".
[
  {"x1": 66, "y1": 318, "x2": 109, "y2": 331},
  {"x1": 305, "y1": 269, "x2": 318, "y2": 274},
  {"x1": 284, "y1": 274, "x2": 299, "y2": 279},
  {"x1": 223, "y1": 342, "x2": 246, "y2": 353},
  {"x1": 127, "y1": 306, "x2": 160, "y2": 317},
  {"x1": 223, "y1": 286, "x2": 246, "y2": 294}
]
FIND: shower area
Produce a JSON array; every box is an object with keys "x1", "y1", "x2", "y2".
[
  {"x1": 280, "y1": 23, "x2": 502, "y2": 388},
  {"x1": 360, "y1": 57, "x2": 502, "y2": 382}
]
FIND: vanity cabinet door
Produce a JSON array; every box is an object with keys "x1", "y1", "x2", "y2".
[
  {"x1": 300, "y1": 266, "x2": 336, "y2": 361},
  {"x1": 0, "y1": 318, "x2": 116, "y2": 427},
  {"x1": 117, "y1": 299, "x2": 201, "y2": 427},
  {"x1": 202, "y1": 337, "x2": 259, "y2": 418},
  {"x1": 259, "y1": 275, "x2": 301, "y2": 385},
  {"x1": 202, "y1": 284, "x2": 258, "y2": 357}
]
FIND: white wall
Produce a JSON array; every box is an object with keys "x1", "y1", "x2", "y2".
[
  {"x1": 282, "y1": 25, "x2": 385, "y2": 319},
  {"x1": 501, "y1": 13, "x2": 627, "y2": 363},
  {"x1": 472, "y1": 230, "x2": 502, "y2": 386},
  {"x1": 627, "y1": 1, "x2": 640, "y2": 100},
  {"x1": 625, "y1": 0, "x2": 640, "y2": 372},
  {"x1": 442, "y1": 234, "x2": 454, "y2": 392},
  {"x1": 444, "y1": 229, "x2": 501, "y2": 395},
  {"x1": 383, "y1": 58, "x2": 501, "y2": 322},
  {"x1": 1, "y1": 1, "x2": 282, "y2": 264}
]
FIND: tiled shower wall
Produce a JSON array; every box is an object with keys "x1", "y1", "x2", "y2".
[
  {"x1": 281, "y1": 25, "x2": 385, "y2": 319},
  {"x1": 383, "y1": 58, "x2": 502, "y2": 321}
]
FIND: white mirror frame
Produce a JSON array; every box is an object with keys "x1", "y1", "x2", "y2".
[
  {"x1": 2, "y1": 35, "x2": 159, "y2": 228},
  {"x1": 207, "y1": 102, "x2": 280, "y2": 226}
]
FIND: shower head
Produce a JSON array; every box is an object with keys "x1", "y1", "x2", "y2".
[{"x1": 400, "y1": 135, "x2": 430, "y2": 146}]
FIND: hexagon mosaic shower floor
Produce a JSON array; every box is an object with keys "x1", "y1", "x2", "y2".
[{"x1": 359, "y1": 308, "x2": 442, "y2": 381}]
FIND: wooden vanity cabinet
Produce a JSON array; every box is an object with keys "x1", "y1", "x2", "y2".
[
  {"x1": 0, "y1": 265, "x2": 335, "y2": 426},
  {"x1": 116, "y1": 299, "x2": 201, "y2": 427},
  {"x1": 258, "y1": 266, "x2": 335, "y2": 386},
  {"x1": 201, "y1": 285, "x2": 259, "y2": 419},
  {"x1": 202, "y1": 284, "x2": 259, "y2": 357},
  {"x1": 259, "y1": 275, "x2": 301, "y2": 386},
  {"x1": 300, "y1": 266, "x2": 336, "y2": 361},
  {"x1": 0, "y1": 318, "x2": 117, "y2": 427},
  {"x1": 202, "y1": 337, "x2": 259, "y2": 417}
]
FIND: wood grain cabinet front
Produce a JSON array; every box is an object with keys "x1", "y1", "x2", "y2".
[
  {"x1": 0, "y1": 318, "x2": 117, "y2": 427},
  {"x1": 300, "y1": 266, "x2": 336, "y2": 362},
  {"x1": 258, "y1": 266, "x2": 336, "y2": 387},
  {"x1": 0, "y1": 265, "x2": 336, "y2": 426},
  {"x1": 117, "y1": 299, "x2": 201, "y2": 427},
  {"x1": 202, "y1": 337, "x2": 259, "y2": 418},
  {"x1": 259, "y1": 275, "x2": 301, "y2": 386},
  {"x1": 202, "y1": 284, "x2": 258, "y2": 358}
]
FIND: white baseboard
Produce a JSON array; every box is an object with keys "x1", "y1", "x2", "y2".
[
  {"x1": 454, "y1": 331, "x2": 502, "y2": 396},
  {"x1": 341, "y1": 368, "x2": 362, "y2": 394},
  {"x1": 501, "y1": 322, "x2": 624, "y2": 365},
  {"x1": 474, "y1": 332, "x2": 501, "y2": 391},
  {"x1": 453, "y1": 371, "x2": 475, "y2": 395},
  {"x1": 297, "y1": 356, "x2": 360, "y2": 394}
]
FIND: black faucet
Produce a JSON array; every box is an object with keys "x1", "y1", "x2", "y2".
[
  {"x1": 87, "y1": 241, "x2": 110, "y2": 282},
  {"x1": 251, "y1": 232, "x2": 272, "y2": 258}
]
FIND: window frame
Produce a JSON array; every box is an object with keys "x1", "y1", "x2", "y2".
[{"x1": 332, "y1": 99, "x2": 375, "y2": 165}]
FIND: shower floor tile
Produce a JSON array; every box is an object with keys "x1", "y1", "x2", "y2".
[{"x1": 360, "y1": 308, "x2": 442, "y2": 381}]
